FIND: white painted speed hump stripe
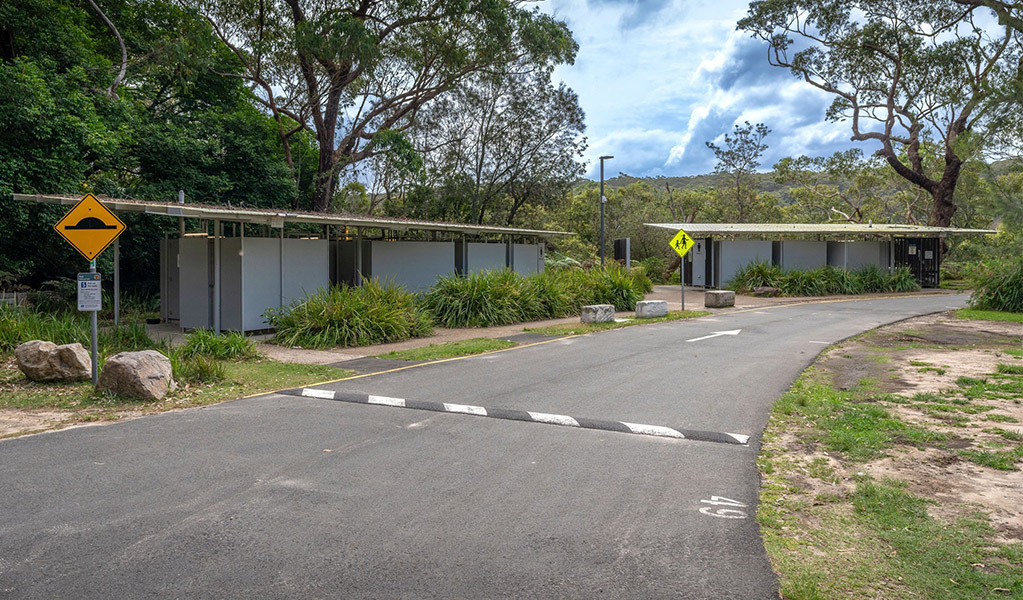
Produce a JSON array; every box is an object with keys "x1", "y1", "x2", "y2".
[
  {"x1": 368, "y1": 395, "x2": 406, "y2": 407},
  {"x1": 527, "y1": 412, "x2": 580, "y2": 427},
  {"x1": 302, "y1": 388, "x2": 336, "y2": 400},
  {"x1": 726, "y1": 432, "x2": 751, "y2": 445},
  {"x1": 622, "y1": 422, "x2": 686, "y2": 439},
  {"x1": 442, "y1": 403, "x2": 487, "y2": 416}
]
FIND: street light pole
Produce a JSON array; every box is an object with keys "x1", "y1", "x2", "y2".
[{"x1": 599, "y1": 155, "x2": 613, "y2": 267}]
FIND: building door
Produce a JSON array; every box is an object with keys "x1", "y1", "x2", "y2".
[
  {"x1": 690, "y1": 239, "x2": 707, "y2": 286},
  {"x1": 894, "y1": 237, "x2": 941, "y2": 288}
]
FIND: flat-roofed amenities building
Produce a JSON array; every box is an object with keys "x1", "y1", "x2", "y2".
[
  {"x1": 645, "y1": 222, "x2": 996, "y2": 289},
  {"x1": 14, "y1": 194, "x2": 570, "y2": 332}
]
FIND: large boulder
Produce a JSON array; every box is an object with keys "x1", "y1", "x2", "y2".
[
  {"x1": 15, "y1": 340, "x2": 91, "y2": 382},
  {"x1": 98, "y1": 350, "x2": 176, "y2": 401}
]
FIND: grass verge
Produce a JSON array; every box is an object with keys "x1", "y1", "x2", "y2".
[
  {"x1": 525, "y1": 310, "x2": 709, "y2": 336},
  {"x1": 759, "y1": 314, "x2": 1023, "y2": 599},
  {"x1": 955, "y1": 308, "x2": 1023, "y2": 323},
  {"x1": 0, "y1": 358, "x2": 350, "y2": 438},
  {"x1": 378, "y1": 338, "x2": 516, "y2": 361}
]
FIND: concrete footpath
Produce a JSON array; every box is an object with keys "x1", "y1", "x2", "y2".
[{"x1": 146, "y1": 286, "x2": 959, "y2": 365}]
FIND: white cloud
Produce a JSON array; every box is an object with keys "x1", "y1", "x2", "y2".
[{"x1": 544, "y1": 0, "x2": 864, "y2": 178}]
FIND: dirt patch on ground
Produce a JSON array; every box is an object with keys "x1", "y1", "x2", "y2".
[{"x1": 811, "y1": 312, "x2": 1023, "y2": 542}]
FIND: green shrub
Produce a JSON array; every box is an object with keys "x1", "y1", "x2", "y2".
[
  {"x1": 728, "y1": 261, "x2": 783, "y2": 292},
  {"x1": 728, "y1": 262, "x2": 922, "y2": 297},
  {"x1": 782, "y1": 267, "x2": 829, "y2": 297},
  {"x1": 887, "y1": 267, "x2": 921, "y2": 293},
  {"x1": 820, "y1": 266, "x2": 860, "y2": 295},
  {"x1": 178, "y1": 329, "x2": 256, "y2": 360},
  {"x1": 855, "y1": 264, "x2": 890, "y2": 293},
  {"x1": 424, "y1": 270, "x2": 529, "y2": 328},
  {"x1": 523, "y1": 272, "x2": 572, "y2": 321},
  {"x1": 268, "y1": 279, "x2": 433, "y2": 348},
  {"x1": 629, "y1": 266, "x2": 654, "y2": 294},
  {"x1": 638, "y1": 256, "x2": 669, "y2": 284},
  {"x1": 422, "y1": 267, "x2": 644, "y2": 329},
  {"x1": 563, "y1": 266, "x2": 644, "y2": 311},
  {"x1": 969, "y1": 259, "x2": 1023, "y2": 313}
]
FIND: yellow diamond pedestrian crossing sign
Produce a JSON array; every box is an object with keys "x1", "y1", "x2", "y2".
[
  {"x1": 54, "y1": 194, "x2": 126, "y2": 261},
  {"x1": 669, "y1": 228, "x2": 694, "y2": 259}
]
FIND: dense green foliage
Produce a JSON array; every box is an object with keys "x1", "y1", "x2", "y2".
[
  {"x1": 422, "y1": 267, "x2": 646, "y2": 329},
  {"x1": 968, "y1": 259, "x2": 1023, "y2": 313},
  {"x1": 727, "y1": 262, "x2": 921, "y2": 296},
  {"x1": 266, "y1": 278, "x2": 434, "y2": 349}
]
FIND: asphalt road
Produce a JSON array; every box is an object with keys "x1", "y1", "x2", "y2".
[{"x1": 0, "y1": 293, "x2": 968, "y2": 599}]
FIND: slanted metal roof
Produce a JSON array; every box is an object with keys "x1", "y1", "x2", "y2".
[
  {"x1": 644, "y1": 222, "x2": 997, "y2": 237},
  {"x1": 11, "y1": 194, "x2": 573, "y2": 239}
]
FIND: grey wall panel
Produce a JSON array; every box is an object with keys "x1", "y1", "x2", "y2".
[
  {"x1": 468, "y1": 243, "x2": 507, "y2": 273},
  {"x1": 241, "y1": 238, "x2": 282, "y2": 331},
  {"x1": 370, "y1": 241, "x2": 454, "y2": 292},
  {"x1": 779, "y1": 241, "x2": 827, "y2": 270},
  {"x1": 718, "y1": 240, "x2": 772, "y2": 287},
  {"x1": 827, "y1": 241, "x2": 887, "y2": 270},
  {"x1": 219, "y1": 238, "x2": 243, "y2": 331},
  {"x1": 179, "y1": 238, "x2": 210, "y2": 330},
  {"x1": 512, "y1": 244, "x2": 541, "y2": 275},
  {"x1": 282, "y1": 239, "x2": 329, "y2": 307}
]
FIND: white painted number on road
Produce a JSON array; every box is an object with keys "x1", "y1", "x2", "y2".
[{"x1": 699, "y1": 496, "x2": 748, "y2": 519}]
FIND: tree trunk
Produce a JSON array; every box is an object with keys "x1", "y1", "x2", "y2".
[
  {"x1": 311, "y1": 134, "x2": 338, "y2": 212},
  {"x1": 929, "y1": 154, "x2": 962, "y2": 228}
]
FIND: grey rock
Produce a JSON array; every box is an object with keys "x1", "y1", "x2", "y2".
[
  {"x1": 580, "y1": 304, "x2": 615, "y2": 323},
  {"x1": 753, "y1": 286, "x2": 782, "y2": 298},
  {"x1": 635, "y1": 300, "x2": 668, "y2": 318},
  {"x1": 98, "y1": 350, "x2": 176, "y2": 401},
  {"x1": 15, "y1": 340, "x2": 91, "y2": 382},
  {"x1": 704, "y1": 290, "x2": 736, "y2": 308}
]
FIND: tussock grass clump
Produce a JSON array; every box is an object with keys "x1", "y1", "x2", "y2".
[
  {"x1": 178, "y1": 329, "x2": 256, "y2": 360},
  {"x1": 1, "y1": 305, "x2": 166, "y2": 358},
  {"x1": 969, "y1": 259, "x2": 1023, "y2": 313},
  {"x1": 171, "y1": 353, "x2": 227, "y2": 383},
  {"x1": 729, "y1": 262, "x2": 921, "y2": 296},
  {"x1": 268, "y1": 279, "x2": 433, "y2": 349},
  {"x1": 100, "y1": 322, "x2": 164, "y2": 355},
  {"x1": 0, "y1": 305, "x2": 88, "y2": 352}
]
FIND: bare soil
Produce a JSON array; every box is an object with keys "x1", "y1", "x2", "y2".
[{"x1": 802, "y1": 312, "x2": 1023, "y2": 542}]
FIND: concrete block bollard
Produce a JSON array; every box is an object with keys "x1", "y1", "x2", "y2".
[
  {"x1": 635, "y1": 300, "x2": 668, "y2": 318},
  {"x1": 581, "y1": 304, "x2": 615, "y2": 323},
  {"x1": 704, "y1": 290, "x2": 735, "y2": 308}
]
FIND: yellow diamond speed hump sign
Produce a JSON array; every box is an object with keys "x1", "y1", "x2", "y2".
[
  {"x1": 54, "y1": 194, "x2": 126, "y2": 261},
  {"x1": 669, "y1": 228, "x2": 694, "y2": 259}
]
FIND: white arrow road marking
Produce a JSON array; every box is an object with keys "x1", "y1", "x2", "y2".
[{"x1": 686, "y1": 329, "x2": 742, "y2": 343}]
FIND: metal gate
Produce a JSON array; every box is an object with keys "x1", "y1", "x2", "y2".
[{"x1": 894, "y1": 237, "x2": 941, "y2": 288}]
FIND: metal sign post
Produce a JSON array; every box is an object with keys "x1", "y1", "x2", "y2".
[
  {"x1": 58, "y1": 194, "x2": 126, "y2": 388},
  {"x1": 669, "y1": 228, "x2": 695, "y2": 312},
  {"x1": 78, "y1": 269, "x2": 102, "y2": 386}
]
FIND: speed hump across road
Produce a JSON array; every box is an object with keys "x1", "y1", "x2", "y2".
[{"x1": 53, "y1": 194, "x2": 126, "y2": 261}]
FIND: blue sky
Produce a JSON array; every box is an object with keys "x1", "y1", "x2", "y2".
[{"x1": 543, "y1": 0, "x2": 879, "y2": 179}]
